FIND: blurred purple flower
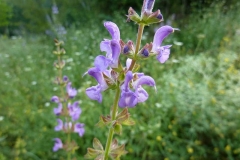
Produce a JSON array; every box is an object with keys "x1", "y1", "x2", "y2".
[
  {"x1": 68, "y1": 101, "x2": 81, "y2": 121},
  {"x1": 52, "y1": 4, "x2": 59, "y2": 14},
  {"x1": 53, "y1": 103, "x2": 62, "y2": 116},
  {"x1": 55, "y1": 119, "x2": 63, "y2": 131},
  {"x1": 63, "y1": 76, "x2": 68, "y2": 83},
  {"x1": 66, "y1": 82, "x2": 77, "y2": 98},
  {"x1": 53, "y1": 138, "x2": 63, "y2": 152},
  {"x1": 51, "y1": 96, "x2": 60, "y2": 103},
  {"x1": 74, "y1": 123, "x2": 85, "y2": 137}
]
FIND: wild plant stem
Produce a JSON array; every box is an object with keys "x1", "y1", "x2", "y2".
[
  {"x1": 104, "y1": 87, "x2": 121, "y2": 160},
  {"x1": 67, "y1": 128, "x2": 71, "y2": 160},
  {"x1": 128, "y1": 24, "x2": 145, "y2": 71}
]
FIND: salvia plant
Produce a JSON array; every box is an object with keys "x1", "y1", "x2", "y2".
[
  {"x1": 51, "y1": 0, "x2": 178, "y2": 159},
  {"x1": 51, "y1": 40, "x2": 85, "y2": 159}
]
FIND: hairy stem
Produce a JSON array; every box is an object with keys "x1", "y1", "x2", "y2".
[
  {"x1": 128, "y1": 24, "x2": 145, "y2": 71},
  {"x1": 104, "y1": 87, "x2": 121, "y2": 160}
]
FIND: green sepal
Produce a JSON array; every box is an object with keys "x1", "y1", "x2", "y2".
[
  {"x1": 84, "y1": 138, "x2": 104, "y2": 159},
  {"x1": 109, "y1": 139, "x2": 128, "y2": 160},
  {"x1": 113, "y1": 123, "x2": 122, "y2": 135},
  {"x1": 122, "y1": 118, "x2": 135, "y2": 126},
  {"x1": 116, "y1": 108, "x2": 136, "y2": 126},
  {"x1": 95, "y1": 115, "x2": 111, "y2": 128},
  {"x1": 132, "y1": 63, "x2": 140, "y2": 72},
  {"x1": 127, "y1": 7, "x2": 141, "y2": 23}
]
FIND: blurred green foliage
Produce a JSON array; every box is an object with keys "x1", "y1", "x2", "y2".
[
  {"x1": 0, "y1": 0, "x2": 240, "y2": 160},
  {"x1": 0, "y1": 0, "x2": 239, "y2": 35}
]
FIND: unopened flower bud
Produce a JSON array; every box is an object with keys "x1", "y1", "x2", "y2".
[
  {"x1": 127, "y1": 7, "x2": 141, "y2": 23},
  {"x1": 141, "y1": 0, "x2": 155, "y2": 15},
  {"x1": 138, "y1": 43, "x2": 152, "y2": 59},
  {"x1": 122, "y1": 40, "x2": 135, "y2": 55}
]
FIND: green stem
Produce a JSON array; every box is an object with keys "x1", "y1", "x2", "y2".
[
  {"x1": 104, "y1": 87, "x2": 121, "y2": 160},
  {"x1": 67, "y1": 127, "x2": 71, "y2": 160},
  {"x1": 128, "y1": 24, "x2": 145, "y2": 71}
]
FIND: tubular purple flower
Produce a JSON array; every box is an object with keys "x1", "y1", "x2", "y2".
[
  {"x1": 53, "y1": 103, "x2": 62, "y2": 116},
  {"x1": 68, "y1": 101, "x2": 81, "y2": 121},
  {"x1": 99, "y1": 21, "x2": 121, "y2": 69},
  {"x1": 86, "y1": 84, "x2": 103, "y2": 103},
  {"x1": 55, "y1": 119, "x2": 63, "y2": 131},
  {"x1": 156, "y1": 45, "x2": 172, "y2": 63},
  {"x1": 119, "y1": 71, "x2": 156, "y2": 107},
  {"x1": 133, "y1": 75, "x2": 156, "y2": 89},
  {"x1": 66, "y1": 82, "x2": 77, "y2": 98},
  {"x1": 133, "y1": 75, "x2": 156, "y2": 103},
  {"x1": 99, "y1": 39, "x2": 121, "y2": 69},
  {"x1": 152, "y1": 25, "x2": 174, "y2": 52},
  {"x1": 88, "y1": 67, "x2": 108, "y2": 90},
  {"x1": 94, "y1": 55, "x2": 112, "y2": 72},
  {"x1": 85, "y1": 67, "x2": 113, "y2": 103},
  {"x1": 51, "y1": 96, "x2": 60, "y2": 103},
  {"x1": 104, "y1": 21, "x2": 120, "y2": 41},
  {"x1": 74, "y1": 123, "x2": 85, "y2": 137},
  {"x1": 109, "y1": 40, "x2": 121, "y2": 68},
  {"x1": 142, "y1": 0, "x2": 155, "y2": 14},
  {"x1": 53, "y1": 138, "x2": 63, "y2": 152},
  {"x1": 119, "y1": 71, "x2": 138, "y2": 108}
]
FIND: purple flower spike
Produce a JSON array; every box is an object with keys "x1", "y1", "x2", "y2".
[
  {"x1": 156, "y1": 45, "x2": 172, "y2": 63},
  {"x1": 53, "y1": 103, "x2": 62, "y2": 116},
  {"x1": 53, "y1": 138, "x2": 63, "y2": 152},
  {"x1": 66, "y1": 82, "x2": 77, "y2": 98},
  {"x1": 55, "y1": 119, "x2": 63, "y2": 131},
  {"x1": 86, "y1": 84, "x2": 103, "y2": 103},
  {"x1": 104, "y1": 21, "x2": 120, "y2": 40},
  {"x1": 152, "y1": 25, "x2": 174, "y2": 52},
  {"x1": 51, "y1": 96, "x2": 60, "y2": 103},
  {"x1": 74, "y1": 123, "x2": 85, "y2": 137},
  {"x1": 68, "y1": 101, "x2": 82, "y2": 121}
]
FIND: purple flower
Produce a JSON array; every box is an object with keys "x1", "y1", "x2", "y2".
[
  {"x1": 152, "y1": 25, "x2": 175, "y2": 63},
  {"x1": 66, "y1": 82, "x2": 77, "y2": 98},
  {"x1": 99, "y1": 21, "x2": 121, "y2": 69},
  {"x1": 51, "y1": 96, "x2": 60, "y2": 103},
  {"x1": 142, "y1": 0, "x2": 155, "y2": 14},
  {"x1": 132, "y1": 74, "x2": 156, "y2": 103},
  {"x1": 63, "y1": 75, "x2": 68, "y2": 83},
  {"x1": 53, "y1": 138, "x2": 63, "y2": 152},
  {"x1": 85, "y1": 67, "x2": 110, "y2": 103},
  {"x1": 55, "y1": 119, "x2": 63, "y2": 131},
  {"x1": 119, "y1": 71, "x2": 156, "y2": 108},
  {"x1": 68, "y1": 101, "x2": 81, "y2": 121},
  {"x1": 53, "y1": 103, "x2": 62, "y2": 116},
  {"x1": 119, "y1": 71, "x2": 138, "y2": 107},
  {"x1": 74, "y1": 123, "x2": 85, "y2": 137},
  {"x1": 52, "y1": 4, "x2": 59, "y2": 14}
]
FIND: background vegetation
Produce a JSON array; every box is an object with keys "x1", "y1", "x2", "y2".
[{"x1": 0, "y1": 0, "x2": 240, "y2": 159}]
